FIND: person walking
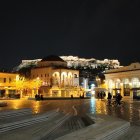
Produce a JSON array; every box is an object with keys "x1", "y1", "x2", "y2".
[
  {"x1": 107, "y1": 92, "x2": 112, "y2": 106},
  {"x1": 116, "y1": 93, "x2": 122, "y2": 106}
]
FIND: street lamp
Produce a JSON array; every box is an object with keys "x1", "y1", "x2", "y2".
[{"x1": 96, "y1": 76, "x2": 101, "y2": 87}]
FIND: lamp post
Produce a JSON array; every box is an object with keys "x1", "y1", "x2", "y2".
[{"x1": 96, "y1": 76, "x2": 101, "y2": 87}]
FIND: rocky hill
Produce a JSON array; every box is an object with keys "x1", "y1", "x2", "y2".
[{"x1": 14, "y1": 56, "x2": 121, "y2": 71}]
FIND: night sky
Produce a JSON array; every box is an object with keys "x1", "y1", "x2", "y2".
[{"x1": 0, "y1": 0, "x2": 140, "y2": 70}]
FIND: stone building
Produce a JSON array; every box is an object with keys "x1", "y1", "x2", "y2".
[
  {"x1": 105, "y1": 63, "x2": 140, "y2": 100},
  {"x1": 31, "y1": 55, "x2": 81, "y2": 97},
  {"x1": 0, "y1": 72, "x2": 19, "y2": 98}
]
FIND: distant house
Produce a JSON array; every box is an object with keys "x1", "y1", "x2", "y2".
[{"x1": 105, "y1": 63, "x2": 140, "y2": 100}]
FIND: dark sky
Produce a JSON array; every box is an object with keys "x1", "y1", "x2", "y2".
[{"x1": 0, "y1": 0, "x2": 140, "y2": 70}]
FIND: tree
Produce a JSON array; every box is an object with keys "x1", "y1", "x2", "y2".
[{"x1": 15, "y1": 75, "x2": 42, "y2": 97}]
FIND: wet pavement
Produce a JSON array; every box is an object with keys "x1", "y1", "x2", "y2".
[
  {"x1": 0, "y1": 97, "x2": 140, "y2": 124},
  {"x1": 0, "y1": 97, "x2": 140, "y2": 140}
]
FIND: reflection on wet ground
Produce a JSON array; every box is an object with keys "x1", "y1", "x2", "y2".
[
  {"x1": 89, "y1": 98, "x2": 140, "y2": 124},
  {"x1": 0, "y1": 97, "x2": 140, "y2": 124}
]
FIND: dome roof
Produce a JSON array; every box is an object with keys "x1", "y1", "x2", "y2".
[{"x1": 41, "y1": 55, "x2": 65, "y2": 62}]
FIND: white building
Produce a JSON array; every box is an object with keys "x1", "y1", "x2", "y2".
[
  {"x1": 31, "y1": 55, "x2": 81, "y2": 97},
  {"x1": 105, "y1": 63, "x2": 140, "y2": 100}
]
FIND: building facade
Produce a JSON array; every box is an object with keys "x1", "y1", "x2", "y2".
[
  {"x1": 105, "y1": 63, "x2": 140, "y2": 100},
  {"x1": 0, "y1": 72, "x2": 19, "y2": 98},
  {"x1": 31, "y1": 55, "x2": 81, "y2": 97}
]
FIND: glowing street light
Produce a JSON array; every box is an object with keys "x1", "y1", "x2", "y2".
[{"x1": 96, "y1": 76, "x2": 101, "y2": 87}]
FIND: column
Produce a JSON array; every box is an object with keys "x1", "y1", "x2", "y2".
[
  {"x1": 5, "y1": 89, "x2": 9, "y2": 97},
  {"x1": 32, "y1": 89, "x2": 34, "y2": 98},
  {"x1": 58, "y1": 90, "x2": 61, "y2": 97},
  {"x1": 120, "y1": 83, "x2": 124, "y2": 97}
]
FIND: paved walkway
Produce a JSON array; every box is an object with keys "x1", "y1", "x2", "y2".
[
  {"x1": 0, "y1": 98, "x2": 140, "y2": 139},
  {"x1": 117, "y1": 125, "x2": 140, "y2": 140},
  {"x1": 56, "y1": 99, "x2": 140, "y2": 140}
]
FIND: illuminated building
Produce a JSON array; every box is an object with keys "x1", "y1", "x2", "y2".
[
  {"x1": 0, "y1": 72, "x2": 19, "y2": 98},
  {"x1": 105, "y1": 63, "x2": 140, "y2": 99},
  {"x1": 15, "y1": 56, "x2": 121, "y2": 71},
  {"x1": 31, "y1": 55, "x2": 81, "y2": 97}
]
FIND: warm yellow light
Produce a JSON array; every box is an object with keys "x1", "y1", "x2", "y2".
[
  {"x1": 16, "y1": 75, "x2": 19, "y2": 81},
  {"x1": 61, "y1": 72, "x2": 67, "y2": 77},
  {"x1": 34, "y1": 101, "x2": 40, "y2": 114},
  {"x1": 112, "y1": 83, "x2": 115, "y2": 87},
  {"x1": 37, "y1": 77, "x2": 40, "y2": 80},
  {"x1": 120, "y1": 82, "x2": 123, "y2": 86},
  {"x1": 129, "y1": 83, "x2": 132, "y2": 86}
]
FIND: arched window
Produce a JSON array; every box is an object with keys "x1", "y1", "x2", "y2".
[
  {"x1": 108, "y1": 79, "x2": 114, "y2": 88},
  {"x1": 123, "y1": 78, "x2": 130, "y2": 88},
  {"x1": 132, "y1": 78, "x2": 140, "y2": 88},
  {"x1": 123, "y1": 78, "x2": 130, "y2": 96},
  {"x1": 115, "y1": 79, "x2": 121, "y2": 88}
]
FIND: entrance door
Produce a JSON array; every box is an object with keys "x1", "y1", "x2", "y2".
[
  {"x1": 0, "y1": 90, "x2": 5, "y2": 97},
  {"x1": 133, "y1": 89, "x2": 140, "y2": 99}
]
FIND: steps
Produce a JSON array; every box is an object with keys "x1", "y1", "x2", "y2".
[
  {"x1": 0, "y1": 108, "x2": 32, "y2": 119},
  {"x1": 0, "y1": 110, "x2": 58, "y2": 133},
  {"x1": 0, "y1": 108, "x2": 34, "y2": 125},
  {"x1": 36, "y1": 116, "x2": 85, "y2": 140},
  {"x1": 95, "y1": 122, "x2": 130, "y2": 140},
  {"x1": 39, "y1": 112, "x2": 95, "y2": 139},
  {"x1": 56, "y1": 114, "x2": 130, "y2": 140},
  {"x1": 38, "y1": 113, "x2": 71, "y2": 140},
  {"x1": 117, "y1": 126, "x2": 140, "y2": 140}
]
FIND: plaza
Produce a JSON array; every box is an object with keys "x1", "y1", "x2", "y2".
[
  {"x1": 0, "y1": 0, "x2": 139, "y2": 139},
  {"x1": 0, "y1": 97, "x2": 140, "y2": 139}
]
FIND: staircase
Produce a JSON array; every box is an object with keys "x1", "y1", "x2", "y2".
[{"x1": 56, "y1": 114, "x2": 130, "y2": 140}]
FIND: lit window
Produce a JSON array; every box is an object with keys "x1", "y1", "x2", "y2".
[{"x1": 132, "y1": 78, "x2": 139, "y2": 88}]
